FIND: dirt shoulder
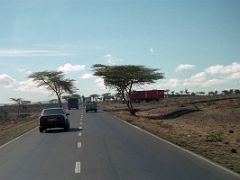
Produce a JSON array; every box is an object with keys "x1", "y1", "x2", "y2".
[
  {"x1": 101, "y1": 96, "x2": 240, "y2": 174},
  {"x1": 0, "y1": 117, "x2": 38, "y2": 147}
]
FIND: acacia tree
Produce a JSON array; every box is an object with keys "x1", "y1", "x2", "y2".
[
  {"x1": 90, "y1": 94, "x2": 99, "y2": 101},
  {"x1": 165, "y1": 89, "x2": 170, "y2": 97},
  {"x1": 92, "y1": 64, "x2": 164, "y2": 115},
  {"x1": 29, "y1": 71, "x2": 77, "y2": 107},
  {"x1": 102, "y1": 93, "x2": 113, "y2": 101},
  {"x1": 10, "y1": 98, "x2": 22, "y2": 116}
]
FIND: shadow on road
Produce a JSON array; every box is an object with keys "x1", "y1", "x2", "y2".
[
  {"x1": 45, "y1": 128, "x2": 80, "y2": 133},
  {"x1": 85, "y1": 111, "x2": 103, "y2": 114}
]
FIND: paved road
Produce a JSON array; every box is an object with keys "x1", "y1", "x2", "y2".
[{"x1": 0, "y1": 108, "x2": 239, "y2": 180}]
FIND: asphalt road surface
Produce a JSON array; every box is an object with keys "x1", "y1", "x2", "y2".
[{"x1": 0, "y1": 108, "x2": 239, "y2": 180}]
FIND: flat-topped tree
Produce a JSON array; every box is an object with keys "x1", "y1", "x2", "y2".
[
  {"x1": 92, "y1": 64, "x2": 164, "y2": 115},
  {"x1": 9, "y1": 98, "x2": 22, "y2": 116},
  {"x1": 29, "y1": 71, "x2": 77, "y2": 107},
  {"x1": 102, "y1": 93, "x2": 114, "y2": 101},
  {"x1": 90, "y1": 94, "x2": 99, "y2": 101}
]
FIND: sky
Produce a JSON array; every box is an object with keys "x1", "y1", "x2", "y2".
[{"x1": 0, "y1": 0, "x2": 240, "y2": 104}]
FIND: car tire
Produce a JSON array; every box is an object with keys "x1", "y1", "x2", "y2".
[
  {"x1": 39, "y1": 127, "x2": 44, "y2": 133},
  {"x1": 64, "y1": 124, "x2": 70, "y2": 131}
]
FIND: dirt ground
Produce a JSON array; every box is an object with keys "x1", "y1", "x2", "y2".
[
  {"x1": 0, "y1": 104, "x2": 46, "y2": 146},
  {"x1": 101, "y1": 95, "x2": 240, "y2": 174},
  {"x1": 0, "y1": 116, "x2": 38, "y2": 146}
]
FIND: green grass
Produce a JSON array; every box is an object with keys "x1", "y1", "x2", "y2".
[{"x1": 207, "y1": 131, "x2": 224, "y2": 142}]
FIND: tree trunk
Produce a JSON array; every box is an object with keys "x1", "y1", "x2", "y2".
[
  {"x1": 17, "y1": 104, "x2": 20, "y2": 117},
  {"x1": 127, "y1": 100, "x2": 136, "y2": 116},
  {"x1": 57, "y1": 94, "x2": 62, "y2": 107}
]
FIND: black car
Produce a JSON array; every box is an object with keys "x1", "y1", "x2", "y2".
[
  {"x1": 85, "y1": 101, "x2": 97, "y2": 112},
  {"x1": 39, "y1": 108, "x2": 70, "y2": 132}
]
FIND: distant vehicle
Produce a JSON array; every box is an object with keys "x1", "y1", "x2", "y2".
[
  {"x1": 68, "y1": 98, "x2": 79, "y2": 110},
  {"x1": 86, "y1": 101, "x2": 97, "y2": 112},
  {"x1": 39, "y1": 108, "x2": 70, "y2": 132},
  {"x1": 130, "y1": 90, "x2": 164, "y2": 102},
  {"x1": 84, "y1": 97, "x2": 92, "y2": 103}
]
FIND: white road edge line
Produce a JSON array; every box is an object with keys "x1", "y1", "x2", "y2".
[
  {"x1": 110, "y1": 114, "x2": 240, "y2": 178},
  {"x1": 78, "y1": 142, "x2": 82, "y2": 149},
  {"x1": 0, "y1": 127, "x2": 38, "y2": 149},
  {"x1": 75, "y1": 162, "x2": 81, "y2": 173}
]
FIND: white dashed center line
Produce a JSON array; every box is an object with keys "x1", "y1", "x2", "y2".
[
  {"x1": 75, "y1": 162, "x2": 81, "y2": 173},
  {"x1": 79, "y1": 126, "x2": 82, "y2": 130},
  {"x1": 77, "y1": 142, "x2": 82, "y2": 148},
  {"x1": 78, "y1": 132, "x2": 82, "y2": 136}
]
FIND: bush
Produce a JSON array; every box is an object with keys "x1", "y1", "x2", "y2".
[
  {"x1": 0, "y1": 110, "x2": 9, "y2": 121},
  {"x1": 207, "y1": 131, "x2": 224, "y2": 142}
]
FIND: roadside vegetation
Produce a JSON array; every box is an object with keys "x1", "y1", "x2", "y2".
[
  {"x1": 92, "y1": 64, "x2": 164, "y2": 115},
  {"x1": 29, "y1": 71, "x2": 77, "y2": 107}
]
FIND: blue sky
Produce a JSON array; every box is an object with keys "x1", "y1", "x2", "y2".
[{"x1": 0, "y1": 0, "x2": 240, "y2": 104}]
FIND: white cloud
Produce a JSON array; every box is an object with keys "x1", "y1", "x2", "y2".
[
  {"x1": 183, "y1": 72, "x2": 206, "y2": 86},
  {"x1": 18, "y1": 68, "x2": 26, "y2": 73},
  {"x1": 18, "y1": 68, "x2": 33, "y2": 75},
  {"x1": 205, "y1": 65, "x2": 224, "y2": 75},
  {"x1": 227, "y1": 72, "x2": 240, "y2": 80},
  {"x1": 155, "y1": 62, "x2": 240, "y2": 90},
  {"x1": 104, "y1": 54, "x2": 123, "y2": 65},
  {"x1": 205, "y1": 62, "x2": 240, "y2": 75},
  {"x1": 224, "y1": 62, "x2": 240, "y2": 74},
  {"x1": 15, "y1": 79, "x2": 49, "y2": 93},
  {"x1": 80, "y1": 73, "x2": 95, "y2": 79},
  {"x1": 202, "y1": 78, "x2": 226, "y2": 87},
  {"x1": 57, "y1": 63, "x2": 85, "y2": 73},
  {"x1": 0, "y1": 49, "x2": 67, "y2": 57},
  {"x1": 181, "y1": 72, "x2": 227, "y2": 88},
  {"x1": 26, "y1": 71, "x2": 33, "y2": 75},
  {"x1": 0, "y1": 74, "x2": 16, "y2": 88},
  {"x1": 176, "y1": 64, "x2": 196, "y2": 72},
  {"x1": 149, "y1": 48, "x2": 154, "y2": 53},
  {"x1": 95, "y1": 78, "x2": 105, "y2": 89},
  {"x1": 165, "y1": 78, "x2": 182, "y2": 87}
]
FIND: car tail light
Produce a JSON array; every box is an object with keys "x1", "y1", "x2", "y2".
[
  {"x1": 40, "y1": 117, "x2": 46, "y2": 123},
  {"x1": 57, "y1": 117, "x2": 64, "y2": 121}
]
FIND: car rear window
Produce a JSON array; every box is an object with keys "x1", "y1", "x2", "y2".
[{"x1": 43, "y1": 109, "x2": 65, "y2": 116}]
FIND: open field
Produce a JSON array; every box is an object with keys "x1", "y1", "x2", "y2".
[{"x1": 101, "y1": 95, "x2": 240, "y2": 174}]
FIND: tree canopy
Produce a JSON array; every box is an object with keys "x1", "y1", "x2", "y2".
[
  {"x1": 92, "y1": 64, "x2": 164, "y2": 114},
  {"x1": 29, "y1": 71, "x2": 77, "y2": 107}
]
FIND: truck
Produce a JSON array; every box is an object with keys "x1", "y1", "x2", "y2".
[
  {"x1": 129, "y1": 90, "x2": 164, "y2": 102},
  {"x1": 67, "y1": 98, "x2": 79, "y2": 110}
]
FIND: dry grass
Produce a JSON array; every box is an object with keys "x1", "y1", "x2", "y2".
[
  {"x1": 0, "y1": 116, "x2": 38, "y2": 146},
  {"x1": 101, "y1": 95, "x2": 240, "y2": 174},
  {"x1": 0, "y1": 104, "x2": 46, "y2": 146}
]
